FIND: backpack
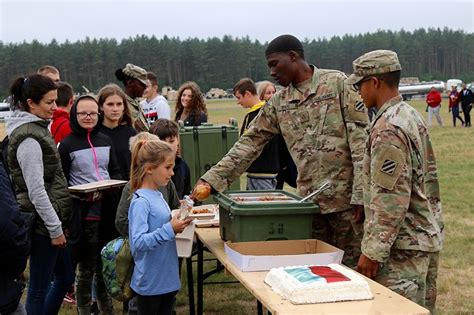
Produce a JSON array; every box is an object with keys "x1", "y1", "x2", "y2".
[{"x1": 101, "y1": 237, "x2": 134, "y2": 301}]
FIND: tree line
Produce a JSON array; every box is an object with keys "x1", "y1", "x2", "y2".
[{"x1": 0, "y1": 27, "x2": 473, "y2": 99}]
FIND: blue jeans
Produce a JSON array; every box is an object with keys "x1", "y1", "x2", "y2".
[{"x1": 26, "y1": 234, "x2": 75, "y2": 315}]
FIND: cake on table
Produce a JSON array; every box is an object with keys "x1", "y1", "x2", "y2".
[{"x1": 264, "y1": 264, "x2": 373, "y2": 304}]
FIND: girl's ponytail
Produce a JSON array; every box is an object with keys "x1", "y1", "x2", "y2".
[{"x1": 130, "y1": 140, "x2": 147, "y2": 193}]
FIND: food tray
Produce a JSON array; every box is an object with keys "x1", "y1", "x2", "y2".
[
  {"x1": 68, "y1": 179, "x2": 128, "y2": 193},
  {"x1": 227, "y1": 192, "x2": 298, "y2": 204},
  {"x1": 189, "y1": 205, "x2": 218, "y2": 220}
]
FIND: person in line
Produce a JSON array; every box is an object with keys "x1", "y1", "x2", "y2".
[
  {"x1": 174, "y1": 81, "x2": 208, "y2": 126},
  {"x1": 234, "y1": 78, "x2": 279, "y2": 190},
  {"x1": 128, "y1": 139, "x2": 192, "y2": 314},
  {"x1": 97, "y1": 83, "x2": 138, "y2": 274},
  {"x1": 115, "y1": 63, "x2": 150, "y2": 131},
  {"x1": 58, "y1": 95, "x2": 121, "y2": 315},
  {"x1": 150, "y1": 119, "x2": 191, "y2": 199},
  {"x1": 37, "y1": 65, "x2": 61, "y2": 82},
  {"x1": 141, "y1": 71, "x2": 171, "y2": 124},
  {"x1": 51, "y1": 81, "x2": 74, "y2": 144},
  {"x1": 425, "y1": 87, "x2": 443, "y2": 127},
  {"x1": 448, "y1": 85, "x2": 464, "y2": 127},
  {"x1": 6, "y1": 74, "x2": 74, "y2": 314},
  {"x1": 0, "y1": 151, "x2": 29, "y2": 315},
  {"x1": 115, "y1": 131, "x2": 181, "y2": 315},
  {"x1": 193, "y1": 34, "x2": 368, "y2": 269},
  {"x1": 458, "y1": 83, "x2": 473, "y2": 127},
  {"x1": 98, "y1": 84, "x2": 137, "y2": 181},
  {"x1": 347, "y1": 50, "x2": 443, "y2": 312}
]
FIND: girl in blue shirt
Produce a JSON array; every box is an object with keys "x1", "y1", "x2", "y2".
[{"x1": 128, "y1": 139, "x2": 192, "y2": 315}]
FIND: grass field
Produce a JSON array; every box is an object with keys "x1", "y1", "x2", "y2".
[{"x1": 1, "y1": 97, "x2": 473, "y2": 314}]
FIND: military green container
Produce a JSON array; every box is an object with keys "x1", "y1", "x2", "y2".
[
  {"x1": 215, "y1": 190, "x2": 319, "y2": 242},
  {"x1": 179, "y1": 120, "x2": 240, "y2": 201}
]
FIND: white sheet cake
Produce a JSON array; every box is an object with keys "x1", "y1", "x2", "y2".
[{"x1": 264, "y1": 263, "x2": 373, "y2": 304}]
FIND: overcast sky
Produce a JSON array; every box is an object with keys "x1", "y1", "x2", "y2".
[{"x1": 0, "y1": 0, "x2": 472, "y2": 44}]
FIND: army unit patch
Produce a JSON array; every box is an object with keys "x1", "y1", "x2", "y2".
[
  {"x1": 355, "y1": 101, "x2": 365, "y2": 112},
  {"x1": 373, "y1": 144, "x2": 406, "y2": 190},
  {"x1": 381, "y1": 159, "x2": 397, "y2": 175}
]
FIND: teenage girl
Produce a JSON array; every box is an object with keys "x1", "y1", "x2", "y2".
[{"x1": 128, "y1": 140, "x2": 193, "y2": 314}]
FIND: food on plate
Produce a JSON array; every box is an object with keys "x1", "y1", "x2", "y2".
[{"x1": 191, "y1": 208, "x2": 213, "y2": 214}]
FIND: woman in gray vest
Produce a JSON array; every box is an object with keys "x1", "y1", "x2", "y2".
[{"x1": 6, "y1": 74, "x2": 74, "y2": 315}]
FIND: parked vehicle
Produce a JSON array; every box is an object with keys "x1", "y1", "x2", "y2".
[{"x1": 399, "y1": 81, "x2": 445, "y2": 100}]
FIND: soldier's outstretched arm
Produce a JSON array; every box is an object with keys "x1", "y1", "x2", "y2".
[
  {"x1": 199, "y1": 102, "x2": 280, "y2": 192},
  {"x1": 341, "y1": 84, "x2": 369, "y2": 207},
  {"x1": 361, "y1": 129, "x2": 411, "y2": 263}
]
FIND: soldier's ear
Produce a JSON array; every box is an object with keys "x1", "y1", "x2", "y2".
[{"x1": 288, "y1": 51, "x2": 298, "y2": 62}]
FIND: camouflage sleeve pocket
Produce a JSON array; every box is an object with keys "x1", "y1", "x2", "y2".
[{"x1": 373, "y1": 144, "x2": 406, "y2": 190}]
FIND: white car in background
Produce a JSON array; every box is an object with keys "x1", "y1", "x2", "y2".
[{"x1": 0, "y1": 101, "x2": 11, "y2": 121}]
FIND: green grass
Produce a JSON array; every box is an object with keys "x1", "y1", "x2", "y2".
[{"x1": 3, "y1": 97, "x2": 473, "y2": 314}]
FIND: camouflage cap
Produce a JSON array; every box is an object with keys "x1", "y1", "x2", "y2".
[
  {"x1": 346, "y1": 50, "x2": 402, "y2": 85},
  {"x1": 121, "y1": 63, "x2": 148, "y2": 86}
]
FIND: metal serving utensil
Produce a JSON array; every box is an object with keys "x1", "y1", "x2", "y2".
[{"x1": 299, "y1": 180, "x2": 331, "y2": 203}]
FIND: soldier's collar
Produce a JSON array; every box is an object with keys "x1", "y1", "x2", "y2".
[
  {"x1": 372, "y1": 94, "x2": 404, "y2": 124},
  {"x1": 287, "y1": 65, "x2": 319, "y2": 102}
]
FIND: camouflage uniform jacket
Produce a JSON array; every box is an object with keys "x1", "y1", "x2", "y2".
[
  {"x1": 202, "y1": 66, "x2": 368, "y2": 213},
  {"x1": 361, "y1": 95, "x2": 444, "y2": 263},
  {"x1": 126, "y1": 95, "x2": 149, "y2": 132}
]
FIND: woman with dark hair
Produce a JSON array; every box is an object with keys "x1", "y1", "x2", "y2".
[
  {"x1": 174, "y1": 81, "x2": 208, "y2": 126},
  {"x1": 58, "y1": 95, "x2": 121, "y2": 315},
  {"x1": 6, "y1": 74, "x2": 74, "y2": 314},
  {"x1": 115, "y1": 63, "x2": 149, "y2": 132}
]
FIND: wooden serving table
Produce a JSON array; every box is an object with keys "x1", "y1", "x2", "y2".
[{"x1": 195, "y1": 227, "x2": 429, "y2": 315}]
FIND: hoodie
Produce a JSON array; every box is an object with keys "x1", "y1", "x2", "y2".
[
  {"x1": 58, "y1": 98, "x2": 121, "y2": 220},
  {"x1": 51, "y1": 108, "x2": 72, "y2": 144},
  {"x1": 6, "y1": 111, "x2": 64, "y2": 238}
]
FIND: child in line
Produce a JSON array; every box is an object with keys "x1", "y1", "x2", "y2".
[
  {"x1": 128, "y1": 140, "x2": 193, "y2": 314},
  {"x1": 150, "y1": 119, "x2": 191, "y2": 199}
]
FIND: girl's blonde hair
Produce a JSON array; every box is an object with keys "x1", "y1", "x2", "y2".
[
  {"x1": 129, "y1": 132, "x2": 159, "y2": 151},
  {"x1": 256, "y1": 81, "x2": 276, "y2": 101},
  {"x1": 129, "y1": 138, "x2": 174, "y2": 193}
]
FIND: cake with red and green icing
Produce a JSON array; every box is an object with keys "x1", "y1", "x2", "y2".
[{"x1": 264, "y1": 264, "x2": 373, "y2": 304}]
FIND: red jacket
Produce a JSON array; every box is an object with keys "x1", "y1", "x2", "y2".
[
  {"x1": 51, "y1": 108, "x2": 72, "y2": 144},
  {"x1": 448, "y1": 91, "x2": 460, "y2": 109},
  {"x1": 426, "y1": 90, "x2": 442, "y2": 108}
]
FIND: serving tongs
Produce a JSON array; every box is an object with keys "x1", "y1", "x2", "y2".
[{"x1": 299, "y1": 180, "x2": 331, "y2": 203}]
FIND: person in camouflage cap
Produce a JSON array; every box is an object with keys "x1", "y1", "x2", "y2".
[
  {"x1": 194, "y1": 34, "x2": 369, "y2": 269},
  {"x1": 115, "y1": 63, "x2": 150, "y2": 132},
  {"x1": 347, "y1": 50, "x2": 444, "y2": 312}
]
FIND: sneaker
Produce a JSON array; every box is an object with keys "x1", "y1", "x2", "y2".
[{"x1": 63, "y1": 292, "x2": 76, "y2": 304}]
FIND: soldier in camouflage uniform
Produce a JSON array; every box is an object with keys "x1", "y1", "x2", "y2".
[
  {"x1": 115, "y1": 63, "x2": 150, "y2": 132},
  {"x1": 347, "y1": 50, "x2": 444, "y2": 312},
  {"x1": 195, "y1": 34, "x2": 369, "y2": 269}
]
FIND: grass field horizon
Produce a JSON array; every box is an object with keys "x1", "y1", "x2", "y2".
[{"x1": 1, "y1": 97, "x2": 472, "y2": 314}]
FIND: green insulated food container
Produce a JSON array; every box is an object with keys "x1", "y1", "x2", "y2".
[
  {"x1": 179, "y1": 119, "x2": 240, "y2": 202},
  {"x1": 215, "y1": 190, "x2": 320, "y2": 242}
]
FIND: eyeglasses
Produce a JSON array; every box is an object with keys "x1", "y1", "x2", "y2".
[
  {"x1": 77, "y1": 112, "x2": 99, "y2": 119},
  {"x1": 353, "y1": 77, "x2": 373, "y2": 92}
]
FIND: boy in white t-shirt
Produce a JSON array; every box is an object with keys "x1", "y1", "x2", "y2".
[{"x1": 140, "y1": 71, "x2": 171, "y2": 124}]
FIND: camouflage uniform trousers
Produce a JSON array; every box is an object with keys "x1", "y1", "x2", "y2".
[
  {"x1": 375, "y1": 249, "x2": 439, "y2": 314},
  {"x1": 74, "y1": 221, "x2": 114, "y2": 315},
  {"x1": 311, "y1": 209, "x2": 363, "y2": 270}
]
